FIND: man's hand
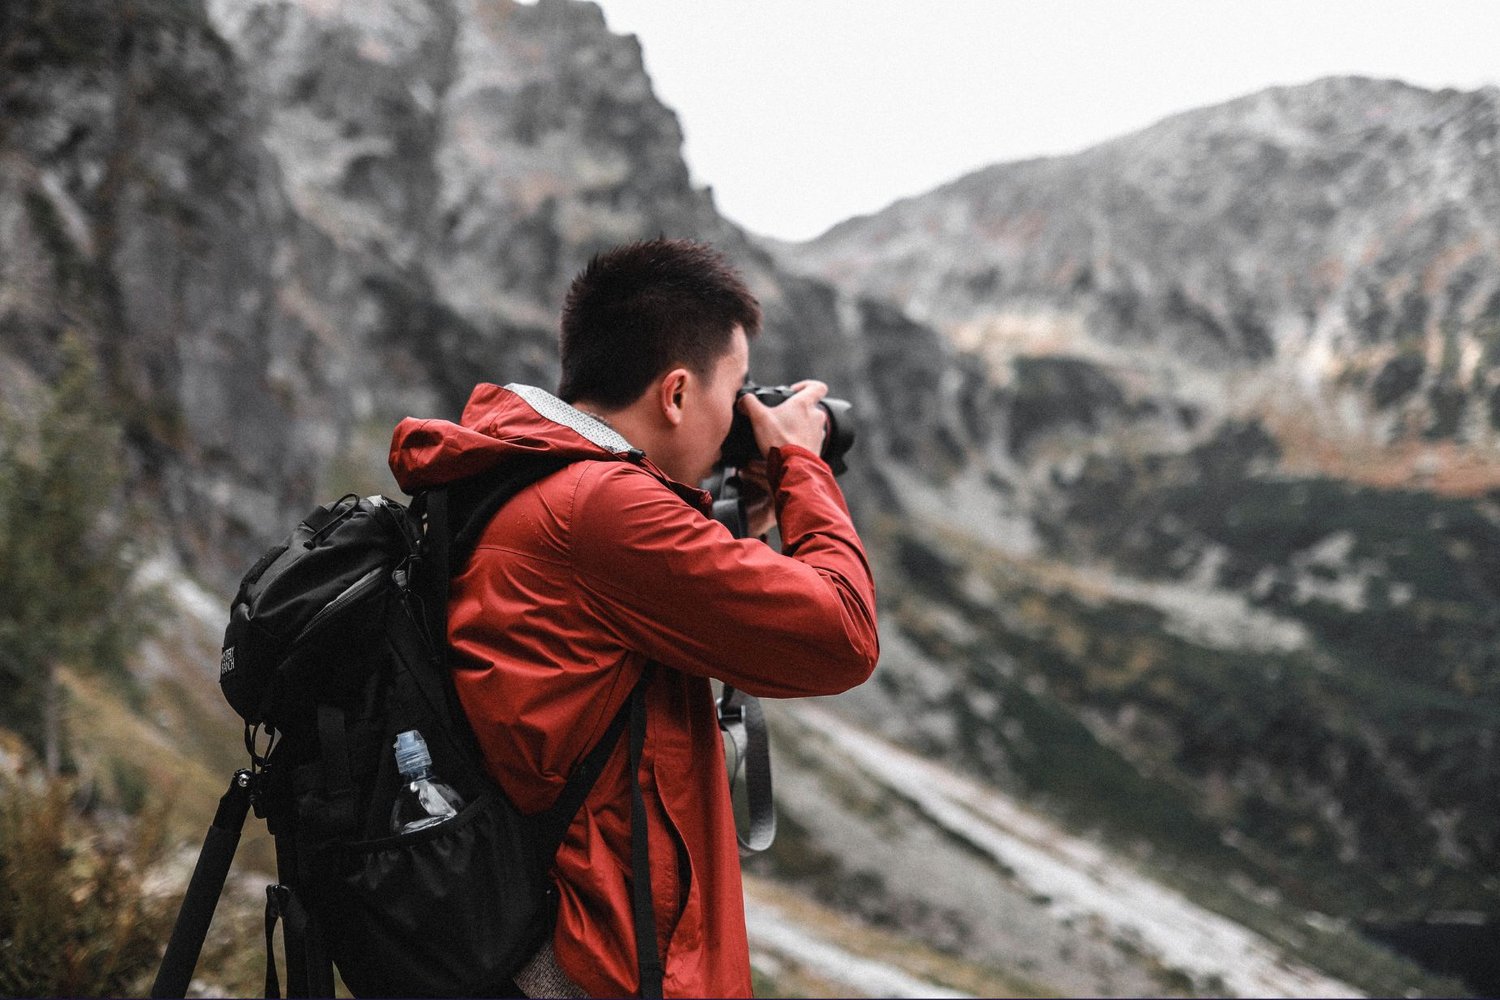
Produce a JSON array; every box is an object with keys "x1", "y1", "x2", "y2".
[
  {"x1": 736, "y1": 460, "x2": 777, "y2": 538},
  {"x1": 738, "y1": 380, "x2": 829, "y2": 459}
]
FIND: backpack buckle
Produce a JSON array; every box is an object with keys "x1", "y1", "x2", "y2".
[
  {"x1": 244, "y1": 722, "x2": 280, "y2": 771},
  {"x1": 266, "y1": 882, "x2": 291, "y2": 917}
]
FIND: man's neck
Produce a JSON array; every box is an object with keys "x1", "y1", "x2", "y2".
[
  {"x1": 573, "y1": 404, "x2": 617, "y2": 431},
  {"x1": 572, "y1": 396, "x2": 692, "y2": 482},
  {"x1": 572, "y1": 398, "x2": 651, "y2": 452}
]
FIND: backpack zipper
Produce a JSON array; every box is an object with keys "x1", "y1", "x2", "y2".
[{"x1": 294, "y1": 565, "x2": 386, "y2": 645}]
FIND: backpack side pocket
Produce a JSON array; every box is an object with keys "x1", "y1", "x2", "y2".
[{"x1": 311, "y1": 791, "x2": 555, "y2": 998}]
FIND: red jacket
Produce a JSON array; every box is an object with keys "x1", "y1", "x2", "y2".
[{"x1": 389, "y1": 383, "x2": 878, "y2": 997}]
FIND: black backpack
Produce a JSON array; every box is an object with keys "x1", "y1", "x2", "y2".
[{"x1": 150, "y1": 454, "x2": 665, "y2": 998}]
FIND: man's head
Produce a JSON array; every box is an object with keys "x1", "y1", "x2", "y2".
[
  {"x1": 559, "y1": 238, "x2": 760, "y2": 407},
  {"x1": 558, "y1": 239, "x2": 761, "y2": 483}
]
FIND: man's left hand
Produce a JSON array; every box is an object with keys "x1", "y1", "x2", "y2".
[{"x1": 737, "y1": 460, "x2": 776, "y2": 539}]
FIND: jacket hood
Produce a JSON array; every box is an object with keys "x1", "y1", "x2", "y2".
[{"x1": 388, "y1": 383, "x2": 646, "y2": 493}]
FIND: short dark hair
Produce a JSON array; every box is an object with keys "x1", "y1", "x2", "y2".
[{"x1": 558, "y1": 238, "x2": 761, "y2": 408}]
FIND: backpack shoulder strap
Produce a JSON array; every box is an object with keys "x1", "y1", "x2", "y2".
[
  {"x1": 413, "y1": 451, "x2": 580, "y2": 646},
  {"x1": 627, "y1": 673, "x2": 664, "y2": 998},
  {"x1": 532, "y1": 670, "x2": 648, "y2": 859},
  {"x1": 416, "y1": 454, "x2": 663, "y2": 996},
  {"x1": 447, "y1": 453, "x2": 582, "y2": 568}
]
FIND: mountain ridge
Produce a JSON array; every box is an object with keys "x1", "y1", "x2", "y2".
[{"x1": 786, "y1": 76, "x2": 1500, "y2": 465}]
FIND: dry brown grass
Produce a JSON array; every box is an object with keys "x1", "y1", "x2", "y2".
[
  {"x1": 0, "y1": 771, "x2": 174, "y2": 996},
  {"x1": 1263, "y1": 403, "x2": 1500, "y2": 496}
]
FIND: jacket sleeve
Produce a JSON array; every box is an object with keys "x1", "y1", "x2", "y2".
[{"x1": 569, "y1": 445, "x2": 878, "y2": 697}]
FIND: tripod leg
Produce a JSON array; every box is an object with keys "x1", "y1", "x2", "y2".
[{"x1": 150, "y1": 770, "x2": 255, "y2": 999}]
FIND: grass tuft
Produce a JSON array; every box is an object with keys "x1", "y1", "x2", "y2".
[{"x1": 0, "y1": 772, "x2": 174, "y2": 996}]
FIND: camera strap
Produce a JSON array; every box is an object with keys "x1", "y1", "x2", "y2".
[{"x1": 717, "y1": 685, "x2": 776, "y2": 855}]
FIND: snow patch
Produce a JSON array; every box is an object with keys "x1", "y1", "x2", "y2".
[
  {"x1": 1110, "y1": 571, "x2": 1309, "y2": 654},
  {"x1": 883, "y1": 464, "x2": 1041, "y2": 558},
  {"x1": 1035, "y1": 560, "x2": 1310, "y2": 654},
  {"x1": 793, "y1": 703, "x2": 1360, "y2": 999}
]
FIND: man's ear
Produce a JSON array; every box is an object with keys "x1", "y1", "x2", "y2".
[{"x1": 658, "y1": 367, "x2": 690, "y2": 426}]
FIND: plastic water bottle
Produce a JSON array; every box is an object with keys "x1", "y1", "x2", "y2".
[{"x1": 390, "y1": 730, "x2": 465, "y2": 834}]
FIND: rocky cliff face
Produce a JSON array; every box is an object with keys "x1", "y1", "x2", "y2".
[
  {"x1": 3, "y1": 0, "x2": 293, "y2": 570},
  {"x1": 1, "y1": 0, "x2": 963, "y2": 588},
  {"x1": 3, "y1": 0, "x2": 701, "y2": 579}
]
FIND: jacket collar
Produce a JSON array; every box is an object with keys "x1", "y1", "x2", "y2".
[
  {"x1": 389, "y1": 383, "x2": 712, "y2": 510},
  {"x1": 505, "y1": 385, "x2": 712, "y2": 510},
  {"x1": 505, "y1": 384, "x2": 644, "y2": 461}
]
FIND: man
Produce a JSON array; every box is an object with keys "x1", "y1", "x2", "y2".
[{"x1": 388, "y1": 238, "x2": 878, "y2": 997}]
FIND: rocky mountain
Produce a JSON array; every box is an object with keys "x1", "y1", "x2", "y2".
[
  {"x1": 788, "y1": 77, "x2": 1500, "y2": 469},
  {"x1": 776, "y1": 74, "x2": 1500, "y2": 992},
  {"x1": 1, "y1": 1, "x2": 1491, "y2": 994}
]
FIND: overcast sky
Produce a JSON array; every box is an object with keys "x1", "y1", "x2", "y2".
[{"x1": 590, "y1": 1, "x2": 1500, "y2": 242}]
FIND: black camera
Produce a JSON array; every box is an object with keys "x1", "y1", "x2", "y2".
[{"x1": 718, "y1": 383, "x2": 856, "y2": 476}]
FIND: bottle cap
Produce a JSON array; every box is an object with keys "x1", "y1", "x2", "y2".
[{"x1": 393, "y1": 729, "x2": 432, "y2": 777}]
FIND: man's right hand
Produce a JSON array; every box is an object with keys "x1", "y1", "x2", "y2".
[{"x1": 739, "y1": 380, "x2": 829, "y2": 459}]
